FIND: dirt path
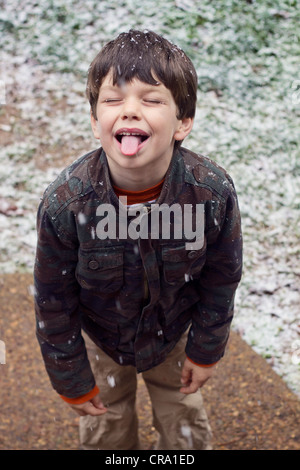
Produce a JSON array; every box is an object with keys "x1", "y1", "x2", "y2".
[{"x1": 0, "y1": 273, "x2": 299, "y2": 450}]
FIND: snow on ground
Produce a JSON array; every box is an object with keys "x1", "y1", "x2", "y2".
[{"x1": 0, "y1": 0, "x2": 299, "y2": 396}]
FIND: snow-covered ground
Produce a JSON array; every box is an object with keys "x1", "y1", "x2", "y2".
[{"x1": 0, "y1": 0, "x2": 299, "y2": 396}]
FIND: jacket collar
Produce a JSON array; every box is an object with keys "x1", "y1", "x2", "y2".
[{"x1": 88, "y1": 147, "x2": 186, "y2": 207}]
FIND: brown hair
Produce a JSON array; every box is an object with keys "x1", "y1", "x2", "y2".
[{"x1": 86, "y1": 30, "x2": 198, "y2": 121}]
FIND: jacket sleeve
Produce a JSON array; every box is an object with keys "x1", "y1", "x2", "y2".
[
  {"x1": 185, "y1": 180, "x2": 243, "y2": 365},
  {"x1": 34, "y1": 201, "x2": 96, "y2": 399}
]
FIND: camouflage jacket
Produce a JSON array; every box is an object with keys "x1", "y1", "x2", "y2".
[{"x1": 34, "y1": 147, "x2": 243, "y2": 399}]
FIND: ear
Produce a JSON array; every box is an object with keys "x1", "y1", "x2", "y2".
[
  {"x1": 174, "y1": 117, "x2": 194, "y2": 142},
  {"x1": 90, "y1": 111, "x2": 101, "y2": 140}
]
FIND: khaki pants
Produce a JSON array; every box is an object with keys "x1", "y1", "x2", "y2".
[{"x1": 79, "y1": 332, "x2": 212, "y2": 450}]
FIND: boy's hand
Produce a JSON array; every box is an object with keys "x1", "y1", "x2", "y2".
[
  {"x1": 68, "y1": 393, "x2": 108, "y2": 416},
  {"x1": 180, "y1": 358, "x2": 216, "y2": 394}
]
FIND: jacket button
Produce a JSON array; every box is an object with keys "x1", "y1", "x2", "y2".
[
  {"x1": 88, "y1": 259, "x2": 99, "y2": 270},
  {"x1": 180, "y1": 297, "x2": 188, "y2": 307},
  {"x1": 187, "y1": 250, "x2": 197, "y2": 259}
]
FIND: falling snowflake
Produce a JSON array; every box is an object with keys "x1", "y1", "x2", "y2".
[{"x1": 107, "y1": 375, "x2": 116, "y2": 388}]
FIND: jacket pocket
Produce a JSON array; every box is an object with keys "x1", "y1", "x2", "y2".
[
  {"x1": 76, "y1": 245, "x2": 124, "y2": 294},
  {"x1": 162, "y1": 243, "x2": 206, "y2": 285}
]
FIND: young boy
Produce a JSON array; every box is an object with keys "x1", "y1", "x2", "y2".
[{"x1": 34, "y1": 30, "x2": 243, "y2": 450}]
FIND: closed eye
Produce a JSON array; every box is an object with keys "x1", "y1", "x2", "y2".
[
  {"x1": 104, "y1": 98, "x2": 122, "y2": 103},
  {"x1": 143, "y1": 99, "x2": 164, "y2": 104}
]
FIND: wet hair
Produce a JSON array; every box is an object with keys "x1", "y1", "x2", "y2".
[{"x1": 86, "y1": 29, "x2": 198, "y2": 122}]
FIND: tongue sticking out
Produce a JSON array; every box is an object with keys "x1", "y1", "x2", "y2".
[{"x1": 121, "y1": 135, "x2": 142, "y2": 156}]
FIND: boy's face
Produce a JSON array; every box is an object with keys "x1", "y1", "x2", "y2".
[{"x1": 90, "y1": 71, "x2": 193, "y2": 187}]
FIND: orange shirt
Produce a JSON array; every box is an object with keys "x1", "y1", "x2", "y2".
[{"x1": 113, "y1": 178, "x2": 164, "y2": 205}]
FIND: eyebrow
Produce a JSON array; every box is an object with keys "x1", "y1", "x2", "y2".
[
  {"x1": 100, "y1": 81, "x2": 163, "y2": 93},
  {"x1": 99, "y1": 85, "x2": 120, "y2": 92}
]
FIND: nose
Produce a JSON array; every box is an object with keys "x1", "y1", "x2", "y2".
[{"x1": 121, "y1": 97, "x2": 141, "y2": 120}]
